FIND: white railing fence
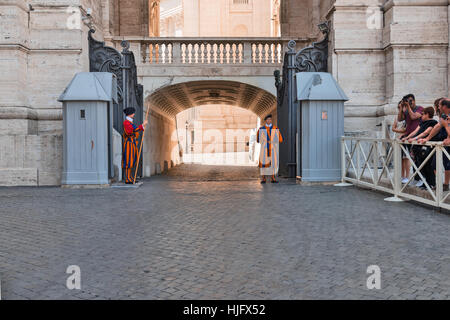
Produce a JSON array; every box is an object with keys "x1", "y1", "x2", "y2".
[{"x1": 341, "y1": 137, "x2": 450, "y2": 210}]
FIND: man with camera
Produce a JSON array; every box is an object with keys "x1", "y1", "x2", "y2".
[
  {"x1": 418, "y1": 99, "x2": 450, "y2": 191},
  {"x1": 397, "y1": 94, "x2": 424, "y2": 184}
]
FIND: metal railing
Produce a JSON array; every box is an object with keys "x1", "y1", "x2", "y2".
[
  {"x1": 341, "y1": 136, "x2": 450, "y2": 210},
  {"x1": 112, "y1": 37, "x2": 287, "y2": 65}
]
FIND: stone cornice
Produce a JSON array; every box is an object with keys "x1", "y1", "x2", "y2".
[
  {"x1": 334, "y1": 43, "x2": 448, "y2": 52},
  {"x1": 0, "y1": 0, "x2": 29, "y2": 12},
  {"x1": 0, "y1": 107, "x2": 62, "y2": 121},
  {"x1": 383, "y1": 0, "x2": 449, "y2": 11},
  {"x1": 0, "y1": 45, "x2": 83, "y2": 54},
  {"x1": 326, "y1": 0, "x2": 449, "y2": 18},
  {"x1": 0, "y1": 44, "x2": 30, "y2": 53}
]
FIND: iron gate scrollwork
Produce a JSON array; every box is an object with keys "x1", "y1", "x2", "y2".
[
  {"x1": 275, "y1": 22, "x2": 330, "y2": 178},
  {"x1": 88, "y1": 29, "x2": 144, "y2": 179}
]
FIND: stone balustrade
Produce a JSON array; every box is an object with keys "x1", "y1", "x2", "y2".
[{"x1": 111, "y1": 37, "x2": 287, "y2": 65}]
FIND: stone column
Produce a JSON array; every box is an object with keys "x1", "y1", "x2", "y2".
[
  {"x1": 324, "y1": 0, "x2": 448, "y2": 135},
  {"x1": 0, "y1": 0, "x2": 36, "y2": 185},
  {"x1": 325, "y1": 0, "x2": 385, "y2": 134},
  {"x1": 382, "y1": 0, "x2": 448, "y2": 111},
  {"x1": 0, "y1": 0, "x2": 31, "y2": 131}
]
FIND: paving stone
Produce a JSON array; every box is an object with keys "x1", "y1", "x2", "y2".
[{"x1": 0, "y1": 164, "x2": 450, "y2": 299}]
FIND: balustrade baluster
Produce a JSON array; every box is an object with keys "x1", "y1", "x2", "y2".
[
  {"x1": 194, "y1": 44, "x2": 199, "y2": 63},
  {"x1": 263, "y1": 43, "x2": 269, "y2": 64},
  {"x1": 200, "y1": 43, "x2": 205, "y2": 63},
  {"x1": 188, "y1": 43, "x2": 193, "y2": 64},
  {"x1": 172, "y1": 42, "x2": 180, "y2": 64},
  {"x1": 276, "y1": 43, "x2": 281, "y2": 63},
  {"x1": 150, "y1": 44, "x2": 155, "y2": 64},
  {"x1": 157, "y1": 44, "x2": 162, "y2": 63},
  {"x1": 231, "y1": 43, "x2": 236, "y2": 64},
  {"x1": 219, "y1": 43, "x2": 224, "y2": 64},
  {"x1": 141, "y1": 43, "x2": 148, "y2": 63},
  {"x1": 206, "y1": 43, "x2": 211, "y2": 64},
  {"x1": 168, "y1": 43, "x2": 173, "y2": 64},
  {"x1": 181, "y1": 43, "x2": 186, "y2": 64},
  {"x1": 258, "y1": 44, "x2": 263, "y2": 64},
  {"x1": 161, "y1": 44, "x2": 166, "y2": 64},
  {"x1": 270, "y1": 43, "x2": 275, "y2": 64},
  {"x1": 213, "y1": 43, "x2": 218, "y2": 64},
  {"x1": 238, "y1": 43, "x2": 244, "y2": 63}
]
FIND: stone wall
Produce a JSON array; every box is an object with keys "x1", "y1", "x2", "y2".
[
  {"x1": 281, "y1": 0, "x2": 320, "y2": 40},
  {"x1": 324, "y1": 0, "x2": 449, "y2": 135},
  {"x1": 117, "y1": 0, "x2": 148, "y2": 36},
  {"x1": 0, "y1": 0, "x2": 106, "y2": 186},
  {"x1": 142, "y1": 109, "x2": 181, "y2": 176}
]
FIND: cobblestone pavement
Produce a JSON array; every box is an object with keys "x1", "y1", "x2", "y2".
[{"x1": 1, "y1": 164, "x2": 450, "y2": 300}]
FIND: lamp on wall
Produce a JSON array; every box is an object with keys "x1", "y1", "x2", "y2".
[
  {"x1": 81, "y1": 7, "x2": 95, "y2": 31},
  {"x1": 318, "y1": 21, "x2": 329, "y2": 33}
]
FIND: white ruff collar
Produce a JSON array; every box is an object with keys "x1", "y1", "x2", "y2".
[{"x1": 126, "y1": 116, "x2": 134, "y2": 123}]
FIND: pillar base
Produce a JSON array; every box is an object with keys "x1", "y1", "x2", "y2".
[
  {"x1": 334, "y1": 182, "x2": 353, "y2": 187},
  {"x1": 384, "y1": 196, "x2": 404, "y2": 202}
]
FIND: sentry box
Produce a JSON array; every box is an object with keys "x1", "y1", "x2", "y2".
[
  {"x1": 295, "y1": 72, "x2": 348, "y2": 182},
  {"x1": 58, "y1": 72, "x2": 117, "y2": 187}
]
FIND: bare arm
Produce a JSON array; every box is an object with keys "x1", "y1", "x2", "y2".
[
  {"x1": 408, "y1": 105, "x2": 422, "y2": 120},
  {"x1": 419, "y1": 123, "x2": 442, "y2": 143},
  {"x1": 392, "y1": 118, "x2": 406, "y2": 134},
  {"x1": 403, "y1": 126, "x2": 419, "y2": 140},
  {"x1": 392, "y1": 127, "x2": 406, "y2": 134},
  {"x1": 410, "y1": 127, "x2": 433, "y2": 141}
]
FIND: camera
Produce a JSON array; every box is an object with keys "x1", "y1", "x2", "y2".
[{"x1": 441, "y1": 113, "x2": 448, "y2": 120}]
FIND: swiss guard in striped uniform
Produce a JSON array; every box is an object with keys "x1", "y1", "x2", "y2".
[
  {"x1": 122, "y1": 107, "x2": 148, "y2": 184},
  {"x1": 257, "y1": 114, "x2": 283, "y2": 184}
]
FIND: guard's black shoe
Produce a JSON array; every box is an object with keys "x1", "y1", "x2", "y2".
[
  {"x1": 271, "y1": 179, "x2": 279, "y2": 183},
  {"x1": 260, "y1": 179, "x2": 266, "y2": 184}
]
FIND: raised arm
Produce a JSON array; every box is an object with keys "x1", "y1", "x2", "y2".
[{"x1": 408, "y1": 104, "x2": 422, "y2": 120}]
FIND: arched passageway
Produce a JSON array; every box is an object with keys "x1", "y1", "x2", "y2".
[{"x1": 141, "y1": 80, "x2": 277, "y2": 177}]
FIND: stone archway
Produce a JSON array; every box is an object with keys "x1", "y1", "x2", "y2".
[{"x1": 141, "y1": 80, "x2": 277, "y2": 176}]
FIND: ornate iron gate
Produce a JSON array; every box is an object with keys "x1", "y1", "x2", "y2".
[
  {"x1": 88, "y1": 30, "x2": 144, "y2": 178},
  {"x1": 274, "y1": 22, "x2": 330, "y2": 178}
]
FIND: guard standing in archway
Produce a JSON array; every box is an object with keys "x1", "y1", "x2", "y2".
[
  {"x1": 122, "y1": 107, "x2": 148, "y2": 184},
  {"x1": 257, "y1": 114, "x2": 283, "y2": 183}
]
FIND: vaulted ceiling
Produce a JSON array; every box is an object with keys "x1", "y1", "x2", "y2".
[{"x1": 146, "y1": 80, "x2": 276, "y2": 118}]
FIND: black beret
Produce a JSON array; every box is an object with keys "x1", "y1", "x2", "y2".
[
  {"x1": 123, "y1": 107, "x2": 136, "y2": 116},
  {"x1": 264, "y1": 114, "x2": 272, "y2": 121}
]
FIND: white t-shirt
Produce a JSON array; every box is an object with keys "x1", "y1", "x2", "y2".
[{"x1": 393, "y1": 119, "x2": 406, "y2": 139}]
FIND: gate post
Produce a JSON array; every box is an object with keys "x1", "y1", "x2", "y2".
[
  {"x1": 385, "y1": 140, "x2": 404, "y2": 202},
  {"x1": 276, "y1": 40, "x2": 298, "y2": 178},
  {"x1": 334, "y1": 138, "x2": 353, "y2": 187},
  {"x1": 436, "y1": 145, "x2": 443, "y2": 207}
]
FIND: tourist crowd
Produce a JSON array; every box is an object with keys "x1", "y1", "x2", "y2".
[{"x1": 392, "y1": 95, "x2": 450, "y2": 191}]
